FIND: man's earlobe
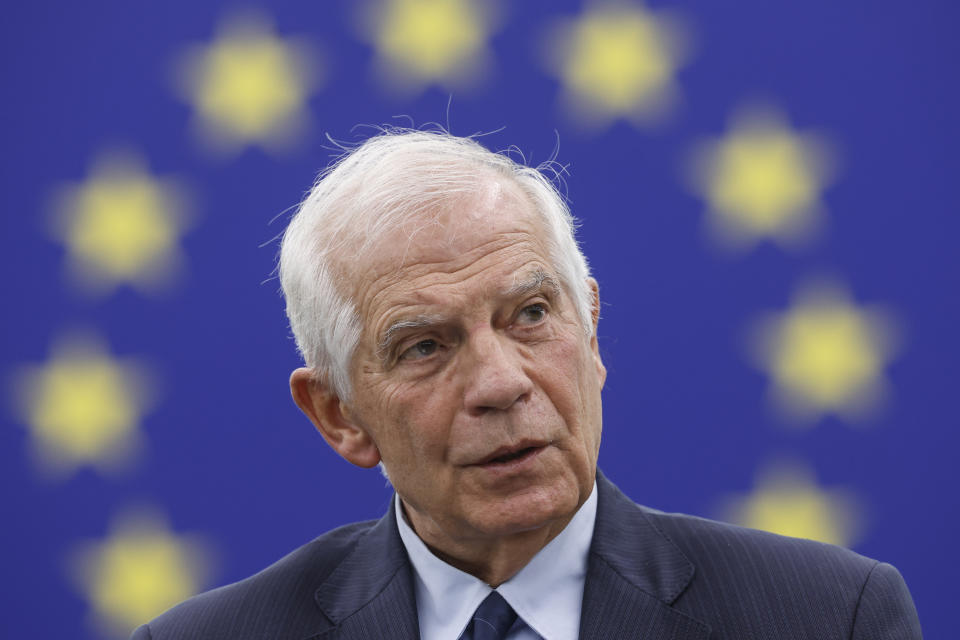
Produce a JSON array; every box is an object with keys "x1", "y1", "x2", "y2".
[{"x1": 289, "y1": 368, "x2": 381, "y2": 469}]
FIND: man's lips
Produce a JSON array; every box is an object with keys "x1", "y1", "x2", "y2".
[{"x1": 471, "y1": 441, "x2": 549, "y2": 466}]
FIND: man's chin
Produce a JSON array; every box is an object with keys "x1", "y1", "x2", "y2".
[{"x1": 465, "y1": 486, "x2": 581, "y2": 539}]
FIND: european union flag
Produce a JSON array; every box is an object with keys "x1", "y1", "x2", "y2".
[{"x1": 2, "y1": 1, "x2": 955, "y2": 636}]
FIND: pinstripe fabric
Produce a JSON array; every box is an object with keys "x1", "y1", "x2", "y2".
[
  {"x1": 586, "y1": 474, "x2": 922, "y2": 639},
  {"x1": 132, "y1": 472, "x2": 921, "y2": 639},
  {"x1": 850, "y1": 561, "x2": 923, "y2": 639},
  {"x1": 131, "y1": 511, "x2": 420, "y2": 640}
]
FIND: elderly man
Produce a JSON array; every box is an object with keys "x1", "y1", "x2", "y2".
[{"x1": 133, "y1": 131, "x2": 921, "y2": 639}]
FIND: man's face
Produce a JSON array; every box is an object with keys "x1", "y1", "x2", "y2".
[{"x1": 341, "y1": 181, "x2": 605, "y2": 546}]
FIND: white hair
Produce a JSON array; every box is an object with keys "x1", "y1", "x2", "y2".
[{"x1": 279, "y1": 129, "x2": 592, "y2": 401}]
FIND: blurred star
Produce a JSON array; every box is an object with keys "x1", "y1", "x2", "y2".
[
  {"x1": 363, "y1": 0, "x2": 496, "y2": 92},
  {"x1": 51, "y1": 150, "x2": 190, "y2": 295},
  {"x1": 544, "y1": 2, "x2": 687, "y2": 128},
  {"x1": 689, "y1": 105, "x2": 835, "y2": 250},
  {"x1": 176, "y1": 12, "x2": 318, "y2": 153},
  {"x1": 12, "y1": 332, "x2": 154, "y2": 477},
  {"x1": 748, "y1": 281, "x2": 898, "y2": 423},
  {"x1": 721, "y1": 462, "x2": 862, "y2": 547},
  {"x1": 71, "y1": 508, "x2": 212, "y2": 637}
]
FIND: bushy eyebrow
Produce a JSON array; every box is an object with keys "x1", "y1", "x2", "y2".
[
  {"x1": 377, "y1": 314, "x2": 445, "y2": 362},
  {"x1": 501, "y1": 269, "x2": 562, "y2": 300}
]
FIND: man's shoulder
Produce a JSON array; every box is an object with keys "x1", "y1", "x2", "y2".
[
  {"x1": 592, "y1": 490, "x2": 920, "y2": 637},
  {"x1": 639, "y1": 503, "x2": 876, "y2": 574},
  {"x1": 132, "y1": 518, "x2": 380, "y2": 639},
  {"x1": 597, "y1": 475, "x2": 877, "y2": 583},
  {"x1": 633, "y1": 504, "x2": 917, "y2": 631}
]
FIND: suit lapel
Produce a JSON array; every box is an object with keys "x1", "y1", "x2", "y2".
[
  {"x1": 307, "y1": 500, "x2": 420, "y2": 640},
  {"x1": 579, "y1": 474, "x2": 711, "y2": 640},
  {"x1": 306, "y1": 476, "x2": 709, "y2": 640}
]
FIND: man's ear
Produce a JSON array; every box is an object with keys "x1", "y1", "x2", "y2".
[
  {"x1": 289, "y1": 368, "x2": 381, "y2": 468},
  {"x1": 586, "y1": 277, "x2": 607, "y2": 388}
]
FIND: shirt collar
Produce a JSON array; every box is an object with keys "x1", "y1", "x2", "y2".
[{"x1": 395, "y1": 482, "x2": 598, "y2": 640}]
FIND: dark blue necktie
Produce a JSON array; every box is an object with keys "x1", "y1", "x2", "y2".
[{"x1": 460, "y1": 591, "x2": 518, "y2": 640}]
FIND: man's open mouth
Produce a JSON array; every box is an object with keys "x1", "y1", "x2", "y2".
[
  {"x1": 489, "y1": 447, "x2": 538, "y2": 464},
  {"x1": 476, "y1": 443, "x2": 546, "y2": 466}
]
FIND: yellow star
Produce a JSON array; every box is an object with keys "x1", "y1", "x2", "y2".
[
  {"x1": 176, "y1": 12, "x2": 318, "y2": 152},
  {"x1": 749, "y1": 281, "x2": 897, "y2": 422},
  {"x1": 51, "y1": 151, "x2": 189, "y2": 295},
  {"x1": 690, "y1": 105, "x2": 835, "y2": 249},
  {"x1": 363, "y1": 0, "x2": 495, "y2": 91},
  {"x1": 721, "y1": 462, "x2": 861, "y2": 547},
  {"x1": 544, "y1": 3, "x2": 685, "y2": 127},
  {"x1": 12, "y1": 333, "x2": 154, "y2": 477},
  {"x1": 70, "y1": 508, "x2": 212, "y2": 637}
]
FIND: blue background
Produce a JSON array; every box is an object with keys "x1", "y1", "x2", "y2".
[{"x1": 2, "y1": 1, "x2": 956, "y2": 637}]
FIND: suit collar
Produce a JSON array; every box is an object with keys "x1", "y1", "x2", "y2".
[
  {"x1": 578, "y1": 472, "x2": 711, "y2": 639},
  {"x1": 591, "y1": 472, "x2": 695, "y2": 603},
  {"x1": 309, "y1": 473, "x2": 709, "y2": 639},
  {"x1": 310, "y1": 500, "x2": 420, "y2": 639}
]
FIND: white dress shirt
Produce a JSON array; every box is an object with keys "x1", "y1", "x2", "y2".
[{"x1": 395, "y1": 482, "x2": 598, "y2": 640}]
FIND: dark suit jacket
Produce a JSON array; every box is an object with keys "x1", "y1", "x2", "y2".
[{"x1": 132, "y1": 473, "x2": 921, "y2": 639}]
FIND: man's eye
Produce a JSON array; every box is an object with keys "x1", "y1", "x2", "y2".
[
  {"x1": 399, "y1": 339, "x2": 439, "y2": 361},
  {"x1": 519, "y1": 303, "x2": 547, "y2": 324}
]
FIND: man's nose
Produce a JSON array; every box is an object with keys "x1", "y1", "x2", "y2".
[{"x1": 462, "y1": 330, "x2": 533, "y2": 415}]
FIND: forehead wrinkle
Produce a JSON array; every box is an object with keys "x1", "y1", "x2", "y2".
[
  {"x1": 359, "y1": 230, "x2": 543, "y2": 309},
  {"x1": 353, "y1": 219, "x2": 556, "y2": 362},
  {"x1": 357, "y1": 229, "x2": 534, "y2": 297},
  {"x1": 400, "y1": 229, "x2": 538, "y2": 274},
  {"x1": 366, "y1": 251, "x2": 555, "y2": 324}
]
